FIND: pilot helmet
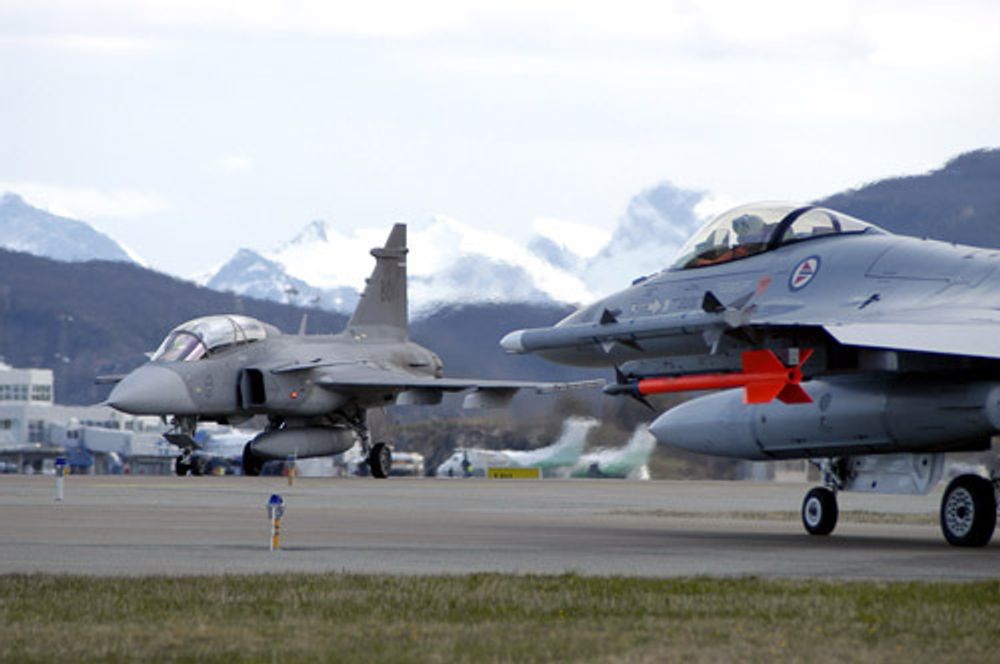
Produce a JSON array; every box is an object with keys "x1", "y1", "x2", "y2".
[{"x1": 732, "y1": 214, "x2": 765, "y2": 239}]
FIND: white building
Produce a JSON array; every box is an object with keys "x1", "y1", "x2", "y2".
[{"x1": 0, "y1": 361, "x2": 173, "y2": 473}]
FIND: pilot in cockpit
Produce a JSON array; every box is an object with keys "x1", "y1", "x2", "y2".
[{"x1": 732, "y1": 214, "x2": 768, "y2": 245}]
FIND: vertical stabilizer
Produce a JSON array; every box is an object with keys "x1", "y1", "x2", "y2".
[{"x1": 347, "y1": 224, "x2": 408, "y2": 339}]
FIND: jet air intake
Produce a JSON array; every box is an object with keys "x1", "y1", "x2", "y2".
[{"x1": 650, "y1": 375, "x2": 1000, "y2": 460}]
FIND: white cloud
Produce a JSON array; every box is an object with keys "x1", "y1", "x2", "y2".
[
  {"x1": 4, "y1": 0, "x2": 478, "y2": 38},
  {"x1": 532, "y1": 216, "x2": 610, "y2": 259},
  {"x1": 0, "y1": 182, "x2": 168, "y2": 220},
  {"x1": 214, "y1": 155, "x2": 255, "y2": 175},
  {"x1": 0, "y1": 34, "x2": 152, "y2": 54}
]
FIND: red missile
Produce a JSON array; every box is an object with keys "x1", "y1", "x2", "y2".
[{"x1": 633, "y1": 349, "x2": 814, "y2": 404}]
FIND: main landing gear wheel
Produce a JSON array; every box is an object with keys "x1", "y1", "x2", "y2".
[
  {"x1": 802, "y1": 487, "x2": 838, "y2": 536},
  {"x1": 940, "y1": 474, "x2": 996, "y2": 547},
  {"x1": 242, "y1": 442, "x2": 264, "y2": 477},
  {"x1": 175, "y1": 455, "x2": 191, "y2": 476},
  {"x1": 190, "y1": 456, "x2": 207, "y2": 476},
  {"x1": 368, "y1": 442, "x2": 392, "y2": 479}
]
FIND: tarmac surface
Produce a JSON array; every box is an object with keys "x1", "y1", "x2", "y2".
[{"x1": 1, "y1": 475, "x2": 997, "y2": 580}]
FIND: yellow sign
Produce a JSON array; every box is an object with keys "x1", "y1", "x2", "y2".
[{"x1": 487, "y1": 467, "x2": 541, "y2": 479}]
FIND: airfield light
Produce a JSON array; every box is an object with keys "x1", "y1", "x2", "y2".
[
  {"x1": 286, "y1": 454, "x2": 297, "y2": 486},
  {"x1": 54, "y1": 456, "x2": 67, "y2": 502},
  {"x1": 266, "y1": 494, "x2": 285, "y2": 551}
]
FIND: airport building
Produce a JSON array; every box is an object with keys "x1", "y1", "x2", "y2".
[{"x1": 0, "y1": 361, "x2": 174, "y2": 474}]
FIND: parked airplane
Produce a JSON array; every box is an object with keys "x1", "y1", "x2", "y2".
[
  {"x1": 502, "y1": 202, "x2": 1000, "y2": 546},
  {"x1": 436, "y1": 416, "x2": 597, "y2": 477},
  {"x1": 104, "y1": 224, "x2": 599, "y2": 478},
  {"x1": 565, "y1": 424, "x2": 656, "y2": 479}
]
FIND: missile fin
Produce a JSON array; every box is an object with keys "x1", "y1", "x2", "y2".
[
  {"x1": 741, "y1": 349, "x2": 786, "y2": 375},
  {"x1": 776, "y1": 383, "x2": 813, "y2": 404},
  {"x1": 744, "y1": 380, "x2": 785, "y2": 404}
]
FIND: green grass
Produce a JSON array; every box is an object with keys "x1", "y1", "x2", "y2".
[{"x1": 2, "y1": 574, "x2": 998, "y2": 663}]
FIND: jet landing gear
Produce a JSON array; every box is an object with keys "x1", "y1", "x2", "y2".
[
  {"x1": 174, "y1": 452, "x2": 208, "y2": 476},
  {"x1": 347, "y1": 407, "x2": 391, "y2": 479},
  {"x1": 242, "y1": 442, "x2": 264, "y2": 477},
  {"x1": 368, "y1": 442, "x2": 392, "y2": 479},
  {"x1": 802, "y1": 487, "x2": 838, "y2": 536},
  {"x1": 801, "y1": 459, "x2": 845, "y2": 536},
  {"x1": 801, "y1": 457, "x2": 997, "y2": 547},
  {"x1": 940, "y1": 474, "x2": 997, "y2": 547}
]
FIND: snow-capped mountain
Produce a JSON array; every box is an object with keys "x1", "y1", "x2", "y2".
[
  {"x1": 199, "y1": 181, "x2": 712, "y2": 315},
  {"x1": 204, "y1": 248, "x2": 359, "y2": 311},
  {"x1": 0, "y1": 192, "x2": 142, "y2": 264}
]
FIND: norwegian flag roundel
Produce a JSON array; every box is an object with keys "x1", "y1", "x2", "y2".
[{"x1": 788, "y1": 256, "x2": 821, "y2": 291}]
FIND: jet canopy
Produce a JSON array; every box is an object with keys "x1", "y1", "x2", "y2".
[
  {"x1": 151, "y1": 315, "x2": 273, "y2": 362},
  {"x1": 670, "y1": 203, "x2": 882, "y2": 270}
]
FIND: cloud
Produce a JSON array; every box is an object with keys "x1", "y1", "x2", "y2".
[
  {"x1": 532, "y1": 216, "x2": 610, "y2": 259},
  {"x1": 0, "y1": 181, "x2": 168, "y2": 220},
  {"x1": 0, "y1": 34, "x2": 151, "y2": 54},
  {"x1": 4, "y1": 1, "x2": 998, "y2": 69},
  {"x1": 214, "y1": 155, "x2": 255, "y2": 175}
]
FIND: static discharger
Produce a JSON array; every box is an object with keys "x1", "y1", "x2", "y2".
[
  {"x1": 267, "y1": 494, "x2": 285, "y2": 551},
  {"x1": 610, "y1": 349, "x2": 814, "y2": 405}
]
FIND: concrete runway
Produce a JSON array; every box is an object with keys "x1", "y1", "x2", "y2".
[{"x1": 0, "y1": 475, "x2": 996, "y2": 580}]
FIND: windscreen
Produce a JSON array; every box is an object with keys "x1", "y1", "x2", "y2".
[{"x1": 150, "y1": 315, "x2": 270, "y2": 362}]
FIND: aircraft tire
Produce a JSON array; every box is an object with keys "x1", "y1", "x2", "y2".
[
  {"x1": 801, "y1": 487, "x2": 838, "y2": 536},
  {"x1": 242, "y1": 443, "x2": 263, "y2": 477},
  {"x1": 369, "y1": 442, "x2": 392, "y2": 479},
  {"x1": 190, "y1": 457, "x2": 206, "y2": 476},
  {"x1": 174, "y1": 456, "x2": 190, "y2": 476},
  {"x1": 940, "y1": 474, "x2": 996, "y2": 547}
]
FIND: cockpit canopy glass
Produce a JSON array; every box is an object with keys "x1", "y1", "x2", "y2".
[
  {"x1": 151, "y1": 315, "x2": 271, "y2": 362},
  {"x1": 670, "y1": 203, "x2": 881, "y2": 270}
]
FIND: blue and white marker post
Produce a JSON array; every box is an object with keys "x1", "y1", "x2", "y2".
[
  {"x1": 267, "y1": 494, "x2": 285, "y2": 551},
  {"x1": 286, "y1": 453, "x2": 297, "y2": 486},
  {"x1": 54, "y1": 456, "x2": 67, "y2": 502}
]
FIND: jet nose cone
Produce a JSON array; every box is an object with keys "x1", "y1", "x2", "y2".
[
  {"x1": 499, "y1": 330, "x2": 526, "y2": 354},
  {"x1": 107, "y1": 365, "x2": 198, "y2": 415}
]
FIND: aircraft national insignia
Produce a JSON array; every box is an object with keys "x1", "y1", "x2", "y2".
[{"x1": 789, "y1": 256, "x2": 821, "y2": 291}]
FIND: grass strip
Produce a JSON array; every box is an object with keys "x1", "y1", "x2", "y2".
[{"x1": 2, "y1": 573, "x2": 998, "y2": 662}]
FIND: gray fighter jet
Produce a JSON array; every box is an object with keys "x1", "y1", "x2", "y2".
[
  {"x1": 105, "y1": 224, "x2": 598, "y2": 478},
  {"x1": 502, "y1": 202, "x2": 1000, "y2": 546}
]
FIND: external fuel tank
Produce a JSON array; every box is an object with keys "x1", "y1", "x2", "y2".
[{"x1": 649, "y1": 375, "x2": 1000, "y2": 460}]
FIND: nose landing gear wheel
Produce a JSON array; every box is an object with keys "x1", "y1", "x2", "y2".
[
  {"x1": 175, "y1": 455, "x2": 191, "y2": 476},
  {"x1": 802, "y1": 487, "x2": 838, "y2": 536},
  {"x1": 368, "y1": 442, "x2": 392, "y2": 479},
  {"x1": 940, "y1": 474, "x2": 996, "y2": 547}
]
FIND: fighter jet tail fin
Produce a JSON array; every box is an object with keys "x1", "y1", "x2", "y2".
[{"x1": 347, "y1": 223, "x2": 409, "y2": 339}]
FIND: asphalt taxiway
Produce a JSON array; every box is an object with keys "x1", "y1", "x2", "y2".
[{"x1": 0, "y1": 476, "x2": 996, "y2": 579}]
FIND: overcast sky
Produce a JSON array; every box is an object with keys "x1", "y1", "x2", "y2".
[{"x1": 2, "y1": 1, "x2": 999, "y2": 276}]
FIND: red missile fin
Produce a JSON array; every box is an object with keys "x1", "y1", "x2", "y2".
[
  {"x1": 776, "y1": 383, "x2": 812, "y2": 404},
  {"x1": 741, "y1": 349, "x2": 786, "y2": 375},
  {"x1": 745, "y1": 380, "x2": 787, "y2": 404}
]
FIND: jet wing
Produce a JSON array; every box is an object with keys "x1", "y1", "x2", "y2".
[
  {"x1": 504, "y1": 289, "x2": 1000, "y2": 362},
  {"x1": 314, "y1": 365, "x2": 603, "y2": 408},
  {"x1": 815, "y1": 305, "x2": 1000, "y2": 360}
]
